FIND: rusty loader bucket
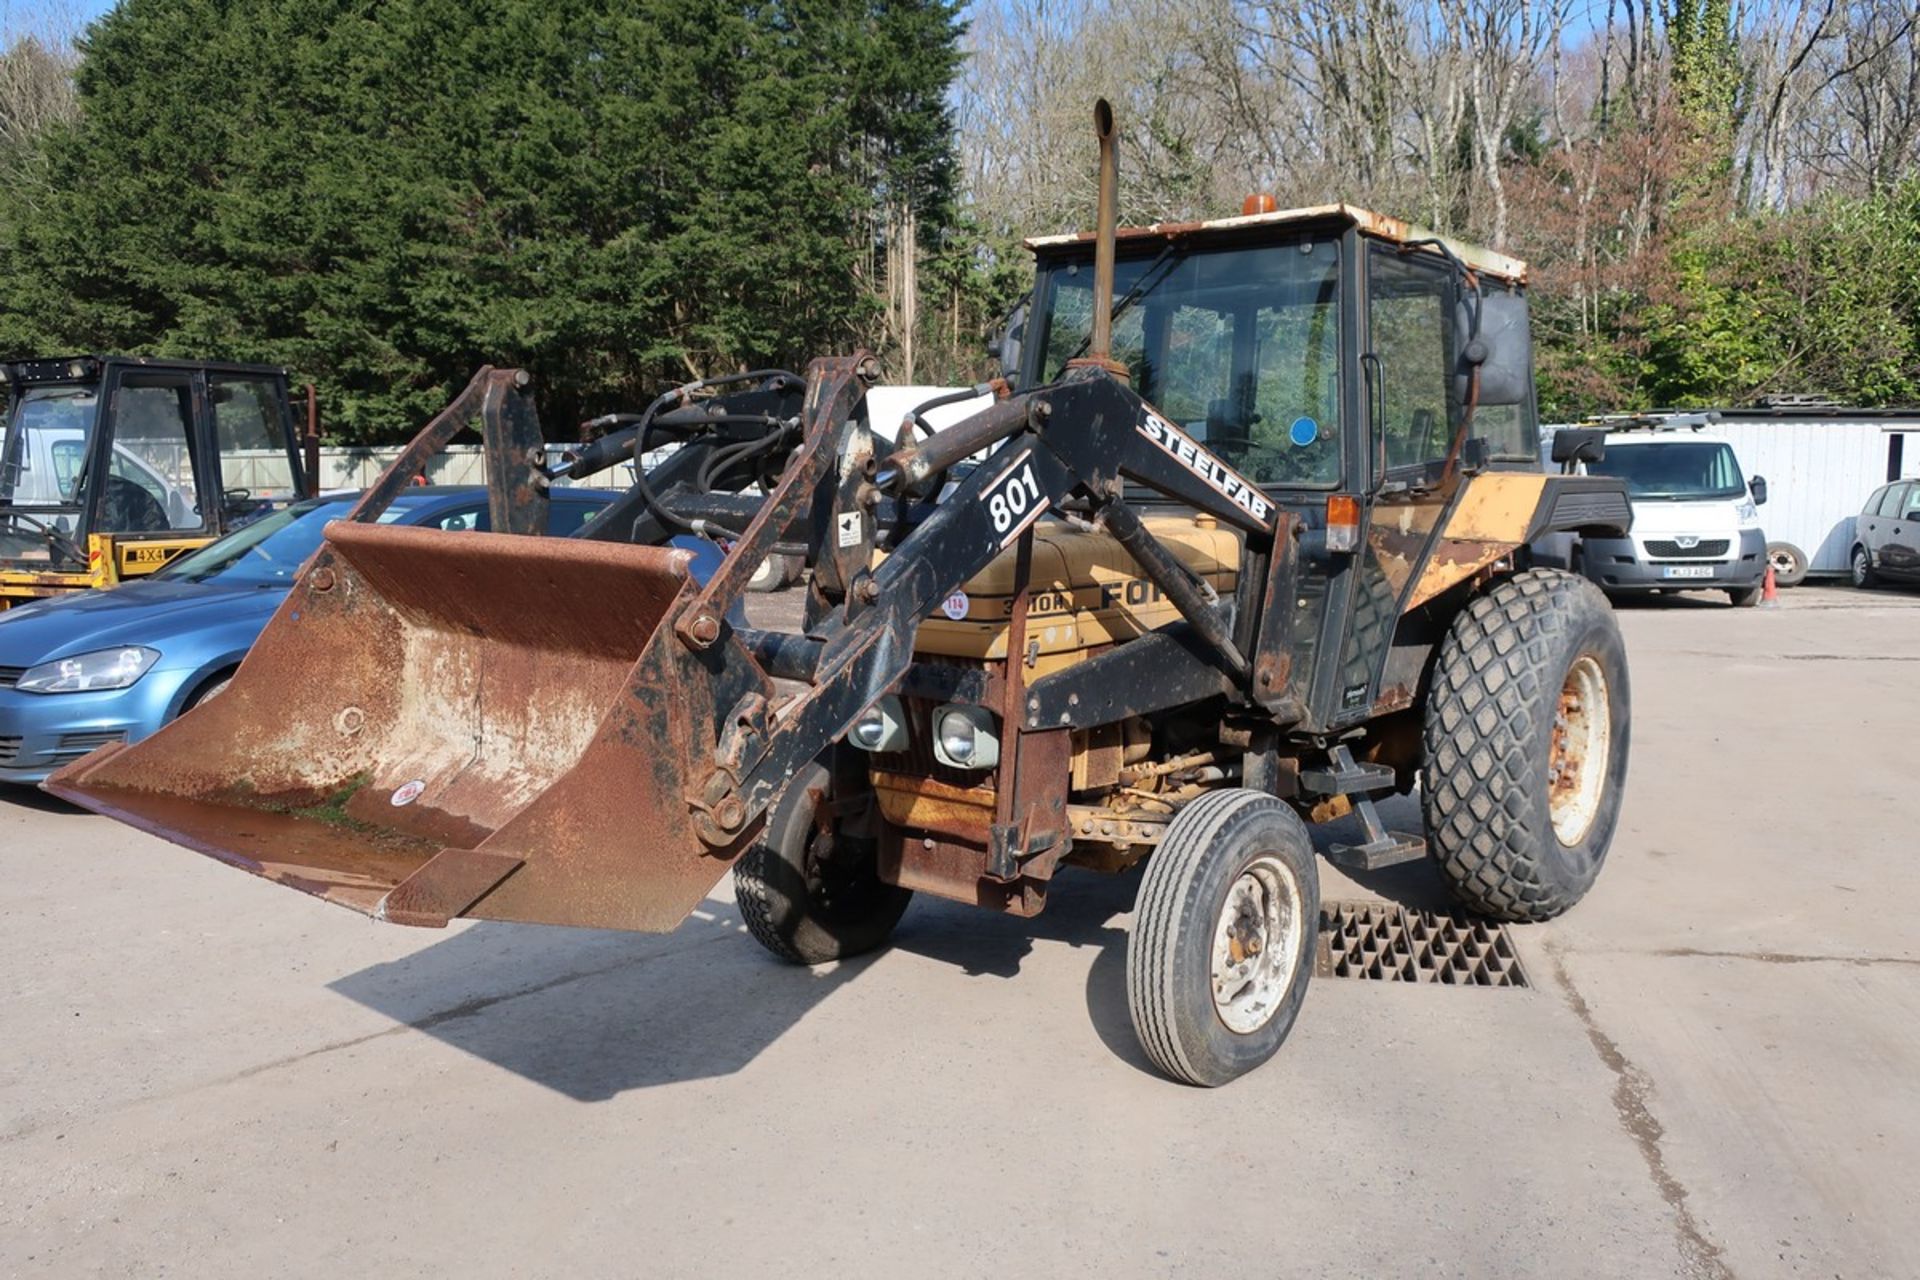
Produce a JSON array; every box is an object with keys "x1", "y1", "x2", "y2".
[{"x1": 47, "y1": 522, "x2": 771, "y2": 931}]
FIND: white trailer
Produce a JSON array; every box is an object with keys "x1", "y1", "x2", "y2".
[{"x1": 1706, "y1": 408, "x2": 1920, "y2": 579}]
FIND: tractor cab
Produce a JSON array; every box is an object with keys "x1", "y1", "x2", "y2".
[
  {"x1": 0, "y1": 356, "x2": 308, "y2": 607},
  {"x1": 1011, "y1": 204, "x2": 1553, "y2": 731}
]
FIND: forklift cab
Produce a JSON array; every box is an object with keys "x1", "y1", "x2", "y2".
[{"x1": 0, "y1": 355, "x2": 307, "y2": 606}]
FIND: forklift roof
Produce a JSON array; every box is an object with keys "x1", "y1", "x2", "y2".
[{"x1": 1025, "y1": 202, "x2": 1528, "y2": 286}]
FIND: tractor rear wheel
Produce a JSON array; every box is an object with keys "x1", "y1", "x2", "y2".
[
  {"x1": 733, "y1": 761, "x2": 911, "y2": 965},
  {"x1": 1127, "y1": 790, "x2": 1319, "y2": 1087},
  {"x1": 1422, "y1": 569, "x2": 1630, "y2": 923}
]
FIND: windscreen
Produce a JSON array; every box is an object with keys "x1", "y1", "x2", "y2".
[
  {"x1": 1, "y1": 384, "x2": 98, "y2": 508},
  {"x1": 1033, "y1": 239, "x2": 1344, "y2": 487},
  {"x1": 157, "y1": 497, "x2": 413, "y2": 586},
  {"x1": 0, "y1": 384, "x2": 99, "y2": 565},
  {"x1": 1589, "y1": 441, "x2": 1745, "y2": 500}
]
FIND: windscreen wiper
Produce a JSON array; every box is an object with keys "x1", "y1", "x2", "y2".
[{"x1": 1060, "y1": 242, "x2": 1185, "y2": 367}]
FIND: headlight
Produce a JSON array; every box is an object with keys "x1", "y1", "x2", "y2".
[
  {"x1": 846, "y1": 695, "x2": 907, "y2": 753},
  {"x1": 932, "y1": 704, "x2": 999, "y2": 770},
  {"x1": 16, "y1": 646, "x2": 159, "y2": 694}
]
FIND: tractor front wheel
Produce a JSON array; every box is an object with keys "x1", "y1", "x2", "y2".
[
  {"x1": 1127, "y1": 790, "x2": 1319, "y2": 1087},
  {"x1": 733, "y1": 761, "x2": 911, "y2": 965},
  {"x1": 1422, "y1": 569, "x2": 1630, "y2": 922}
]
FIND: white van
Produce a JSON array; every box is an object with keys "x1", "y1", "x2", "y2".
[{"x1": 1560, "y1": 418, "x2": 1770, "y2": 606}]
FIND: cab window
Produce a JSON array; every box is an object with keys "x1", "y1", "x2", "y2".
[
  {"x1": 1368, "y1": 249, "x2": 1453, "y2": 475},
  {"x1": 99, "y1": 378, "x2": 202, "y2": 533},
  {"x1": 212, "y1": 377, "x2": 297, "y2": 497}
]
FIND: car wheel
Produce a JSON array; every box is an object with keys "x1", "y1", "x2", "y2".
[
  {"x1": 184, "y1": 671, "x2": 235, "y2": 712},
  {"x1": 1851, "y1": 545, "x2": 1878, "y2": 589}
]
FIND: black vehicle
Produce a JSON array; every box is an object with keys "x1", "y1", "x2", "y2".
[
  {"x1": 1852, "y1": 480, "x2": 1920, "y2": 587},
  {"x1": 0, "y1": 355, "x2": 310, "y2": 607}
]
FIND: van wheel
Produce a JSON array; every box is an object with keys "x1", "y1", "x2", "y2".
[
  {"x1": 1423, "y1": 569, "x2": 1630, "y2": 922},
  {"x1": 1728, "y1": 586, "x2": 1761, "y2": 608},
  {"x1": 733, "y1": 761, "x2": 911, "y2": 965},
  {"x1": 1127, "y1": 790, "x2": 1319, "y2": 1087},
  {"x1": 1766, "y1": 542, "x2": 1807, "y2": 587}
]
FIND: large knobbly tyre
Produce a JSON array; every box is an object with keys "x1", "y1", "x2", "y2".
[
  {"x1": 1422, "y1": 568, "x2": 1630, "y2": 923},
  {"x1": 733, "y1": 762, "x2": 911, "y2": 965},
  {"x1": 1128, "y1": 790, "x2": 1320, "y2": 1087}
]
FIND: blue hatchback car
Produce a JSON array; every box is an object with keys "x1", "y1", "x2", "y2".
[{"x1": 0, "y1": 486, "x2": 619, "y2": 784}]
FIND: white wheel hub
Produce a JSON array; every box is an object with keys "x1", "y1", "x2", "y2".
[
  {"x1": 1210, "y1": 854, "x2": 1304, "y2": 1035},
  {"x1": 1548, "y1": 654, "x2": 1611, "y2": 846}
]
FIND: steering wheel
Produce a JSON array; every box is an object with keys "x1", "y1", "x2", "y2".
[{"x1": 101, "y1": 475, "x2": 171, "y2": 533}]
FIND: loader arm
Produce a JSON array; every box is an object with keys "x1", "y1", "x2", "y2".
[{"x1": 684, "y1": 361, "x2": 1281, "y2": 849}]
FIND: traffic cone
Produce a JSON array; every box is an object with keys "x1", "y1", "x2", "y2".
[{"x1": 1760, "y1": 562, "x2": 1779, "y2": 608}]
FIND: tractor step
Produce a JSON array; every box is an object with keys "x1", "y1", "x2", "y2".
[
  {"x1": 1299, "y1": 746, "x2": 1395, "y2": 798},
  {"x1": 1323, "y1": 786, "x2": 1427, "y2": 871},
  {"x1": 1326, "y1": 832, "x2": 1429, "y2": 871}
]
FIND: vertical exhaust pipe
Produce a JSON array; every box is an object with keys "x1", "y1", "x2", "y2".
[{"x1": 1088, "y1": 98, "x2": 1119, "y2": 370}]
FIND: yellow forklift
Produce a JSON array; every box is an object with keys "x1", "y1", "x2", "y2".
[{"x1": 0, "y1": 355, "x2": 314, "y2": 608}]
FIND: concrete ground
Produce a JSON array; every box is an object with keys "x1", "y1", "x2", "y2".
[{"x1": 2, "y1": 581, "x2": 1916, "y2": 1278}]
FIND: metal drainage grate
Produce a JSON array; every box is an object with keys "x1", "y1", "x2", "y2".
[{"x1": 1316, "y1": 902, "x2": 1529, "y2": 987}]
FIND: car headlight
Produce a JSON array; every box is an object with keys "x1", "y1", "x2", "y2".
[
  {"x1": 932, "y1": 704, "x2": 999, "y2": 770},
  {"x1": 16, "y1": 646, "x2": 160, "y2": 694},
  {"x1": 846, "y1": 695, "x2": 907, "y2": 753}
]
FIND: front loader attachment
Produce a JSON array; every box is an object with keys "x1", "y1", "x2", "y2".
[{"x1": 48, "y1": 522, "x2": 771, "y2": 931}]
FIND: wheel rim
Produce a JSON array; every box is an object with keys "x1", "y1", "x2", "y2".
[
  {"x1": 1548, "y1": 654, "x2": 1611, "y2": 847},
  {"x1": 1210, "y1": 854, "x2": 1304, "y2": 1035},
  {"x1": 1853, "y1": 550, "x2": 1868, "y2": 585},
  {"x1": 1769, "y1": 548, "x2": 1796, "y2": 575}
]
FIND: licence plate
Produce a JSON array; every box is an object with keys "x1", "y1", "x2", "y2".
[{"x1": 1663, "y1": 565, "x2": 1714, "y2": 579}]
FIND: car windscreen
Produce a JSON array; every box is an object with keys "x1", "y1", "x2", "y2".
[
  {"x1": 1588, "y1": 441, "x2": 1745, "y2": 500},
  {"x1": 156, "y1": 497, "x2": 413, "y2": 586}
]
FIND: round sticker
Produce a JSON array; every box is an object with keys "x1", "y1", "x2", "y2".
[
  {"x1": 390, "y1": 779, "x2": 426, "y2": 807},
  {"x1": 940, "y1": 591, "x2": 970, "y2": 621},
  {"x1": 1289, "y1": 416, "x2": 1319, "y2": 447}
]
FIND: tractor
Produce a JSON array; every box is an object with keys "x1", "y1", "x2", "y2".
[{"x1": 50, "y1": 104, "x2": 1632, "y2": 1086}]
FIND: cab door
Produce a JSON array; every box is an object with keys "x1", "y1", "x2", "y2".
[
  {"x1": 91, "y1": 366, "x2": 212, "y2": 575},
  {"x1": 1330, "y1": 245, "x2": 1459, "y2": 722}
]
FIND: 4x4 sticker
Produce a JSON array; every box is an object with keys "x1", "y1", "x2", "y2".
[{"x1": 1137, "y1": 411, "x2": 1272, "y2": 524}]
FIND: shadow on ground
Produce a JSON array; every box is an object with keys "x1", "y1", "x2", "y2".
[
  {"x1": 0, "y1": 784, "x2": 88, "y2": 815},
  {"x1": 326, "y1": 815, "x2": 1464, "y2": 1097},
  {"x1": 328, "y1": 904, "x2": 874, "y2": 1102}
]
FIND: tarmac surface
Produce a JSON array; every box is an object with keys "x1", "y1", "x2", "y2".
[{"x1": 3, "y1": 580, "x2": 1916, "y2": 1277}]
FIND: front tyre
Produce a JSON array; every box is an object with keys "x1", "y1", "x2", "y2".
[
  {"x1": 1851, "y1": 545, "x2": 1878, "y2": 589},
  {"x1": 1127, "y1": 790, "x2": 1319, "y2": 1087},
  {"x1": 1422, "y1": 569, "x2": 1630, "y2": 923},
  {"x1": 733, "y1": 761, "x2": 911, "y2": 965}
]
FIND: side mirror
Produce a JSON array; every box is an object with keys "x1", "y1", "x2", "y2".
[
  {"x1": 1749, "y1": 475, "x2": 1768, "y2": 505},
  {"x1": 987, "y1": 297, "x2": 1028, "y2": 387},
  {"x1": 1456, "y1": 288, "x2": 1532, "y2": 408},
  {"x1": 1551, "y1": 428, "x2": 1607, "y2": 467}
]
